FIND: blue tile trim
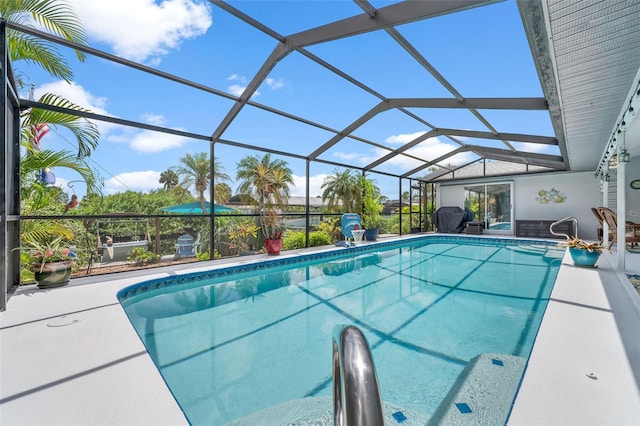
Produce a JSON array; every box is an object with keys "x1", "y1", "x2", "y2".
[
  {"x1": 392, "y1": 411, "x2": 407, "y2": 422},
  {"x1": 117, "y1": 235, "x2": 560, "y2": 302},
  {"x1": 492, "y1": 358, "x2": 504, "y2": 366},
  {"x1": 455, "y1": 402, "x2": 473, "y2": 414}
]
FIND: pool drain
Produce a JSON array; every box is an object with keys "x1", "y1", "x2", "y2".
[
  {"x1": 585, "y1": 372, "x2": 598, "y2": 380},
  {"x1": 47, "y1": 315, "x2": 82, "y2": 327}
]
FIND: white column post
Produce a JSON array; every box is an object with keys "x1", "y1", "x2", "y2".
[
  {"x1": 602, "y1": 168, "x2": 610, "y2": 248},
  {"x1": 616, "y1": 132, "x2": 627, "y2": 271}
]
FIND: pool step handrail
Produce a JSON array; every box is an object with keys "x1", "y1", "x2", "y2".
[
  {"x1": 333, "y1": 324, "x2": 385, "y2": 426},
  {"x1": 550, "y1": 216, "x2": 578, "y2": 239}
]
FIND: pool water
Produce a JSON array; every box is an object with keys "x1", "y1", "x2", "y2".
[{"x1": 119, "y1": 237, "x2": 563, "y2": 425}]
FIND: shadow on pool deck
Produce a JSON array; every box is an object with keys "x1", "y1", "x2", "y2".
[{"x1": 1, "y1": 235, "x2": 639, "y2": 425}]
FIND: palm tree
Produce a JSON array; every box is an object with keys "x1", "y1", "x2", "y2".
[
  {"x1": 321, "y1": 168, "x2": 360, "y2": 213},
  {"x1": 0, "y1": 0, "x2": 88, "y2": 84},
  {"x1": 159, "y1": 169, "x2": 179, "y2": 190},
  {"x1": 214, "y1": 182, "x2": 232, "y2": 204},
  {"x1": 236, "y1": 153, "x2": 293, "y2": 212},
  {"x1": 174, "y1": 152, "x2": 230, "y2": 213}
]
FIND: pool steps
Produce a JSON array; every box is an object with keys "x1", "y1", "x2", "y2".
[
  {"x1": 426, "y1": 353, "x2": 526, "y2": 425},
  {"x1": 226, "y1": 352, "x2": 525, "y2": 425},
  {"x1": 224, "y1": 396, "x2": 430, "y2": 425}
]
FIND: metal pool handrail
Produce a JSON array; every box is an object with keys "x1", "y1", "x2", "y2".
[
  {"x1": 332, "y1": 324, "x2": 384, "y2": 426},
  {"x1": 550, "y1": 216, "x2": 579, "y2": 239}
]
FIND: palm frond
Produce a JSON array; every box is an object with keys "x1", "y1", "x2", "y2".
[
  {"x1": 22, "y1": 93, "x2": 100, "y2": 158},
  {"x1": 8, "y1": 30, "x2": 73, "y2": 82}
]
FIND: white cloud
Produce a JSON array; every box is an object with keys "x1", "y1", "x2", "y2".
[
  {"x1": 332, "y1": 133, "x2": 476, "y2": 173},
  {"x1": 385, "y1": 131, "x2": 427, "y2": 144},
  {"x1": 33, "y1": 80, "x2": 120, "y2": 137},
  {"x1": 228, "y1": 84, "x2": 247, "y2": 97},
  {"x1": 104, "y1": 170, "x2": 162, "y2": 194},
  {"x1": 129, "y1": 130, "x2": 189, "y2": 153},
  {"x1": 265, "y1": 77, "x2": 284, "y2": 90},
  {"x1": 34, "y1": 81, "x2": 107, "y2": 113},
  {"x1": 141, "y1": 113, "x2": 166, "y2": 126},
  {"x1": 512, "y1": 141, "x2": 552, "y2": 154},
  {"x1": 227, "y1": 74, "x2": 267, "y2": 97},
  {"x1": 68, "y1": 0, "x2": 212, "y2": 63},
  {"x1": 290, "y1": 173, "x2": 328, "y2": 198},
  {"x1": 227, "y1": 74, "x2": 245, "y2": 83}
]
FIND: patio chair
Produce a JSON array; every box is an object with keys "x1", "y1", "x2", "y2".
[
  {"x1": 174, "y1": 233, "x2": 200, "y2": 260},
  {"x1": 591, "y1": 207, "x2": 612, "y2": 243},
  {"x1": 341, "y1": 213, "x2": 364, "y2": 246},
  {"x1": 597, "y1": 207, "x2": 640, "y2": 249}
]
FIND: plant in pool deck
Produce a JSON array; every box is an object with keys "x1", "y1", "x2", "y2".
[
  {"x1": 261, "y1": 209, "x2": 283, "y2": 241},
  {"x1": 561, "y1": 237, "x2": 607, "y2": 253},
  {"x1": 359, "y1": 176, "x2": 383, "y2": 230}
]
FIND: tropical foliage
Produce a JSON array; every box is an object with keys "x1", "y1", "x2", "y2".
[
  {"x1": 359, "y1": 175, "x2": 383, "y2": 229},
  {"x1": 159, "y1": 169, "x2": 179, "y2": 190},
  {"x1": 174, "y1": 152, "x2": 230, "y2": 214},
  {"x1": 23, "y1": 235, "x2": 74, "y2": 271},
  {"x1": 236, "y1": 153, "x2": 293, "y2": 212},
  {"x1": 562, "y1": 237, "x2": 606, "y2": 253},
  {"x1": 321, "y1": 168, "x2": 360, "y2": 213},
  {"x1": 0, "y1": 0, "x2": 88, "y2": 84}
]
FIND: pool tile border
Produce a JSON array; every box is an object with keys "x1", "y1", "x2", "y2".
[{"x1": 117, "y1": 235, "x2": 560, "y2": 302}]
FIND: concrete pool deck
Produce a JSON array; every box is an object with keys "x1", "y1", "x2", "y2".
[{"x1": 1, "y1": 235, "x2": 639, "y2": 425}]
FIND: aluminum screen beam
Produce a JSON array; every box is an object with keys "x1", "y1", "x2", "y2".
[
  {"x1": 401, "y1": 144, "x2": 563, "y2": 178},
  {"x1": 288, "y1": 0, "x2": 497, "y2": 48},
  {"x1": 366, "y1": 127, "x2": 557, "y2": 170},
  {"x1": 388, "y1": 98, "x2": 548, "y2": 110},
  {"x1": 308, "y1": 102, "x2": 392, "y2": 160}
]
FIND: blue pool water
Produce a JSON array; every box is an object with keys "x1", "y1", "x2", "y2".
[{"x1": 118, "y1": 236, "x2": 563, "y2": 425}]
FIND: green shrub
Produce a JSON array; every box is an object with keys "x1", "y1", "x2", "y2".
[
  {"x1": 309, "y1": 231, "x2": 331, "y2": 247},
  {"x1": 282, "y1": 230, "x2": 332, "y2": 250},
  {"x1": 283, "y1": 230, "x2": 306, "y2": 250},
  {"x1": 127, "y1": 247, "x2": 160, "y2": 265}
]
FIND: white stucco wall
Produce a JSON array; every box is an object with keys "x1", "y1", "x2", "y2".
[{"x1": 437, "y1": 171, "x2": 602, "y2": 240}]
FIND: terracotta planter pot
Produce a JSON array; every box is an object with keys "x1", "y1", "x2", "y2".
[
  {"x1": 569, "y1": 247, "x2": 601, "y2": 267},
  {"x1": 264, "y1": 239, "x2": 282, "y2": 255},
  {"x1": 33, "y1": 260, "x2": 72, "y2": 289}
]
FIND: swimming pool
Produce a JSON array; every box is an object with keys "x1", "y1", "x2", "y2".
[{"x1": 118, "y1": 236, "x2": 563, "y2": 425}]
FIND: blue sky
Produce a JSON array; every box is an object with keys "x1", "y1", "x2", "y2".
[{"x1": 19, "y1": 0, "x2": 553, "y2": 200}]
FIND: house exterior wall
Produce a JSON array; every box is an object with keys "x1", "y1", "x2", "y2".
[{"x1": 436, "y1": 171, "x2": 602, "y2": 240}]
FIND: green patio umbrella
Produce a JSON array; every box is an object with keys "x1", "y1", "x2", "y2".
[{"x1": 161, "y1": 202, "x2": 237, "y2": 214}]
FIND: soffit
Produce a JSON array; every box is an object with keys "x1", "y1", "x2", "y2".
[{"x1": 520, "y1": 0, "x2": 640, "y2": 172}]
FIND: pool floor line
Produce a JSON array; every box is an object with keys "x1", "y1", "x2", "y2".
[
  {"x1": 118, "y1": 237, "x2": 566, "y2": 424},
  {"x1": 147, "y1": 241, "x2": 559, "y2": 407}
]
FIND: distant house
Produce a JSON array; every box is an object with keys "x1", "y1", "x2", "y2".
[{"x1": 227, "y1": 195, "x2": 338, "y2": 213}]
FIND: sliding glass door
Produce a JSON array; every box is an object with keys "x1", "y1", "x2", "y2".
[{"x1": 464, "y1": 182, "x2": 513, "y2": 233}]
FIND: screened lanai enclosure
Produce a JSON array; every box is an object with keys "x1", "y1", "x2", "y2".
[{"x1": 3, "y1": 0, "x2": 640, "y2": 309}]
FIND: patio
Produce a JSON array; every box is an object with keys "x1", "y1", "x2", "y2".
[
  {"x1": 1, "y1": 235, "x2": 639, "y2": 425},
  {"x1": 2, "y1": 0, "x2": 640, "y2": 424}
]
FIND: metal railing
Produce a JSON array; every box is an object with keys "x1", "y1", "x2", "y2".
[
  {"x1": 332, "y1": 324, "x2": 384, "y2": 426},
  {"x1": 550, "y1": 216, "x2": 578, "y2": 239}
]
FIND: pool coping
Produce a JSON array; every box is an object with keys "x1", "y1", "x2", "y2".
[{"x1": 1, "y1": 234, "x2": 639, "y2": 425}]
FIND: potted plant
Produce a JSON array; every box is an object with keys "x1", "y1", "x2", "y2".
[
  {"x1": 360, "y1": 176, "x2": 383, "y2": 241},
  {"x1": 261, "y1": 209, "x2": 284, "y2": 255},
  {"x1": 562, "y1": 237, "x2": 607, "y2": 267},
  {"x1": 25, "y1": 236, "x2": 75, "y2": 288}
]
